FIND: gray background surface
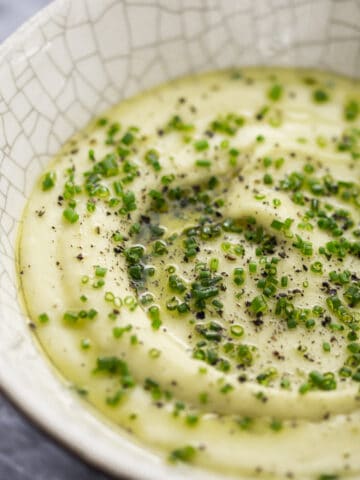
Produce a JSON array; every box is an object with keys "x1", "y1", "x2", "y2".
[{"x1": 0, "y1": 1, "x2": 112, "y2": 478}]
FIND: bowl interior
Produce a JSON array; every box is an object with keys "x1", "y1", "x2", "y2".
[{"x1": 0, "y1": 0, "x2": 360, "y2": 478}]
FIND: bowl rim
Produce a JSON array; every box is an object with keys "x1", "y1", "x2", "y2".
[
  {"x1": 4, "y1": 2, "x2": 359, "y2": 479},
  {"x1": 0, "y1": 3, "x2": 225, "y2": 479},
  {"x1": 0, "y1": 0, "x2": 66, "y2": 60},
  {"x1": 0, "y1": 383, "x2": 118, "y2": 479},
  {"x1": 0, "y1": 1, "x2": 165, "y2": 479}
]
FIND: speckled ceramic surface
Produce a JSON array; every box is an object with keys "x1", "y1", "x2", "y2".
[{"x1": 0, "y1": 1, "x2": 360, "y2": 478}]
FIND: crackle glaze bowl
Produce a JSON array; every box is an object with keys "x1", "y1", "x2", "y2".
[{"x1": 0, "y1": 1, "x2": 360, "y2": 479}]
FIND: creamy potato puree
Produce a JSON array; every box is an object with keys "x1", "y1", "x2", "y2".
[{"x1": 18, "y1": 68, "x2": 360, "y2": 479}]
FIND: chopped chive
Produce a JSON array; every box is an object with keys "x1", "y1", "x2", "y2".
[
  {"x1": 113, "y1": 181, "x2": 123, "y2": 196},
  {"x1": 273, "y1": 198, "x2": 281, "y2": 207},
  {"x1": 263, "y1": 173, "x2": 273, "y2": 185},
  {"x1": 121, "y1": 131, "x2": 135, "y2": 145},
  {"x1": 96, "y1": 153, "x2": 119, "y2": 177},
  {"x1": 161, "y1": 174, "x2": 175, "y2": 185},
  {"x1": 169, "y1": 445, "x2": 196, "y2": 463},
  {"x1": 81, "y1": 338, "x2": 91, "y2": 349},
  {"x1": 311, "y1": 261, "x2": 323, "y2": 274},
  {"x1": 263, "y1": 157, "x2": 272, "y2": 168},
  {"x1": 97, "y1": 117, "x2": 108, "y2": 126},
  {"x1": 185, "y1": 414, "x2": 199, "y2": 426},
  {"x1": 105, "y1": 291, "x2": 114, "y2": 302},
  {"x1": 113, "y1": 325, "x2": 132, "y2": 338},
  {"x1": 95, "y1": 266, "x2": 107, "y2": 277},
  {"x1": 148, "y1": 305, "x2": 161, "y2": 330},
  {"x1": 250, "y1": 295, "x2": 268, "y2": 314},
  {"x1": 269, "y1": 418, "x2": 283, "y2": 431},
  {"x1": 249, "y1": 262, "x2": 257, "y2": 273},
  {"x1": 195, "y1": 159, "x2": 211, "y2": 168},
  {"x1": 130, "y1": 335, "x2": 138, "y2": 345},
  {"x1": 274, "y1": 157, "x2": 284, "y2": 169},
  {"x1": 344, "y1": 99, "x2": 359, "y2": 121},
  {"x1": 38, "y1": 313, "x2": 49, "y2": 324},
  {"x1": 209, "y1": 258, "x2": 219, "y2": 272},
  {"x1": 145, "y1": 149, "x2": 161, "y2": 171},
  {"x1": 149, "y1": 348, "x2": 161, "y2": 358},
  {"x1": 271, "y1": 219, "x2": 283, "y2": 231},
  {"x1": 230, "y1": 324, "x2": 244, "y2": 337},
  {"x1": 63, "y1": 207, "x2": 79, "y2": 224},
  {"x1": 92, "y1": 279, "x2": 105, "y2": 289},
  {"x1": 268, "y1": 84, "x2": 283, "y2": 101},
  {"x1": 194, "y1": 139, "x2": 209, "y2": 151},
  {"x1": 42, "y1": 172, "x2": 56, "y2": 191},
  {"x1": 313, "y1": 89, "x2": 329, "y2": 103}
]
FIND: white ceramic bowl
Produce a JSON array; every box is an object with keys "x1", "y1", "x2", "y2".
[{"x1": 1, "y1": 1, "x2": 360, "y2": 478}]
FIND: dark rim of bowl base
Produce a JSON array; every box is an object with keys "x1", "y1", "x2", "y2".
[
  {"x1": 0, "y1": 1, "x2": 131, "y2": 478},
  {"x1": 0, "y1": 383, "x2": 131, "y2": 480}
]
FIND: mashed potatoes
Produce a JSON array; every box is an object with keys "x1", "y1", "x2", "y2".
[{"x1": 19, "y1": 68, "x2": 360, "y2": 479}]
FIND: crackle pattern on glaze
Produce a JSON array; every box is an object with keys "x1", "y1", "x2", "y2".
[{"x1": 1, "y1": 1, "x2": 360, "y2": 480}]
